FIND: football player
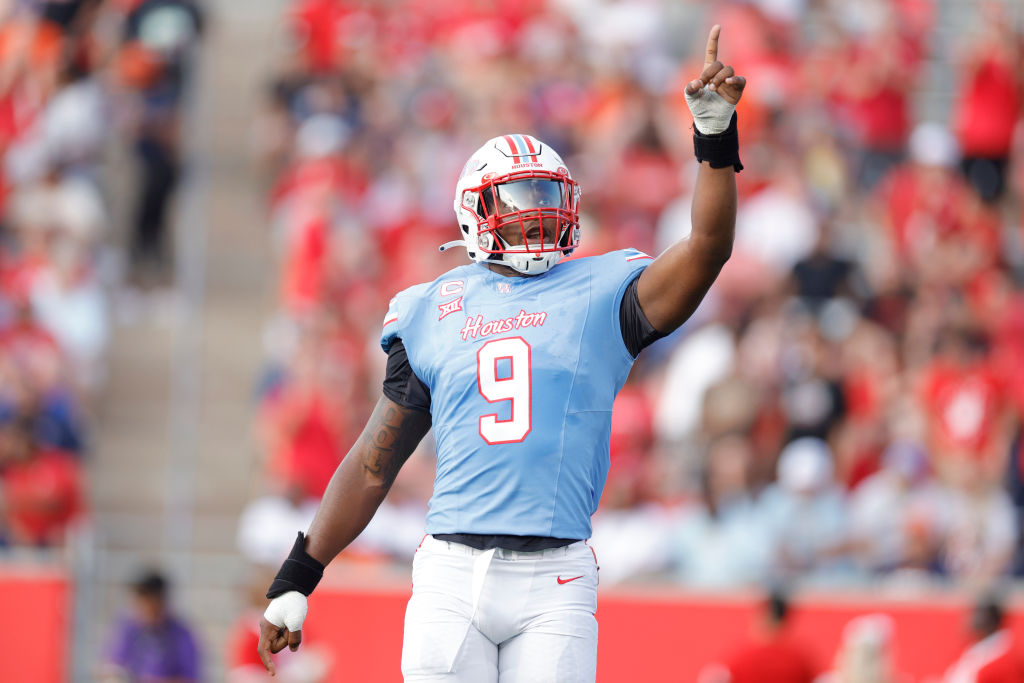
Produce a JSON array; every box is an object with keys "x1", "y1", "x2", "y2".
[{"x1": 259, "y1": 25, "x2": 745, "y2": 682}]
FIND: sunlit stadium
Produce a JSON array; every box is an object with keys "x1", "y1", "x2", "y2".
[{"x1": 1, "y1": 1, "x2": 1023, "y2": 681}]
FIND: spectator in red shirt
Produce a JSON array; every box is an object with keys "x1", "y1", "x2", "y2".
[
  {"x1": 874, "y1": 123, "x2": 982, "y2": 273},
  {"x1": 945, "y1": 594, "x2": 1024, "y2": 683},
  {"x1": 0, "y1": 409, "x2": 83, "y2": 546},
  {"x1": 953, "y1": 5, "x2": 1022, "y2": 203},
  {"x1": 259, "y1": 314, "x2": 360, "y2": 499},
  {"x1": 287, "y1": 0, "x2": 354, "y2": 75},
  {"x1": 918, "y1": 326, "x2": 1013, "y2": 482},
  {"x1": 831, "y1": 24, "x2": 917, "y2": 190},
  {"x1": 701, "y1": 590, "x2": 818, "y2": 683}
]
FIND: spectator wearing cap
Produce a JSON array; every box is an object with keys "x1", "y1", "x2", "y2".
[
  {"x1": 101, "y1": 569, "x2": 201, "y2": 683},
  {"x1": 875, "y1": 123, "x2": 961, "y2": 257},
  {"x1": 759, "y1": 437, "x2": 853, "y2": 584},
  {"x1": 875, "y1": 123, "x2": 1001, "y2": 288}
]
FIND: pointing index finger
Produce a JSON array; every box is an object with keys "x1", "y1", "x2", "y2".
[{"x1": 705, "y1": 24, "x2": 721, "y2": 65}]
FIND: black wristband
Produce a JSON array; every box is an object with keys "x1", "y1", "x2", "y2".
[
  {"x1": 266, "y1": 532, "x2": 326, "y2": 599},
  {"x1": 693, "y1": 112, "x2": 743, "y2": 172}
]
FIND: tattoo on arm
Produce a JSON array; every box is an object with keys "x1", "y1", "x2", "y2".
[{"x1": 360, "y1": 399, "x2": 430, "y2": 488}]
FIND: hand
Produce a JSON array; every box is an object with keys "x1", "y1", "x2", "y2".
[
  {"x1": 684, "y1": 25, "x2": 746, "y2": 134},
  {"x1": 258, "y1": 591, "x2": 308, "y2": 676}
]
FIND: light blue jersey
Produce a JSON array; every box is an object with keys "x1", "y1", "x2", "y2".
[{"x1": 381, "y1": 249, "x2": 652, "y2": 540}]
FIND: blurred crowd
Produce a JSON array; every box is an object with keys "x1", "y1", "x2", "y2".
[
  {"x1": 236, "y1": 0, "x2": 1024, "y2": 602},
  {"x1": 3, "y1": 0, "x2": 1021, "y2": 680},
  {"x1": 0, "y1": 0, "x2": 202, "y2": 547}
]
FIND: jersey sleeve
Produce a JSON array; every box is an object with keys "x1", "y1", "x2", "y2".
[
  {"x1": 380, "y1": 283, "x2": 433, "y2": 353},
  {"x1": 595, "y1": 248, "x2": 656, "y2": 358},
  {"x1": 383, "y1": 339, "x2": 432, "y2": 413},
  {"x1": 380, "y1": 294, "x2": 403, "y2": 353},
  {"x1": 619, "y1": 275, "x2": 666, "y2": 357}
]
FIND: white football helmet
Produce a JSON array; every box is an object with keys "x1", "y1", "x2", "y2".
[{"x1": 449, "y1": 134, "x2": 580, "y2": 275}]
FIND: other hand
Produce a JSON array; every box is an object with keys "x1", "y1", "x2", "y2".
[{"x1": 258, "y1": 591, "x2": 308, "y2": 676}]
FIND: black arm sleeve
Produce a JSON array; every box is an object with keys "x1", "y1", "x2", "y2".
[
  {"x1": 619, "y1": 274, "x2": 666, "y2": 358},
  {"x1": 382, "y1": 338, "x2": 432, "y2": 413}
]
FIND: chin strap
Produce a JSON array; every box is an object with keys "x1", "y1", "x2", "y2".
[{"x1": 438, "y1": 240, "x2": 465, "y2": 252}]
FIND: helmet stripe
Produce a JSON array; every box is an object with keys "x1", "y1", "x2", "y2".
[
  {"x1": 512, "y1": 134, "x2": 527, "y2": 160},
  {"x1": 503, "y1": 134, "x2": 521, "y2": 159},
  {"x1": 513, "y1": 134, "x2": 531, "y2": 162},
  {"x1": 521, "y1": 135, "x2": 540, "y2": 162},
  {"x1": 502, "y1": 134, "x2": 541, "y2": 163}
]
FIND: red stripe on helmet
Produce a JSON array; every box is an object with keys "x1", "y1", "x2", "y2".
[
  {"x1": 523, "y1": 135, "x2": 539, "y2": 162},
  {"x1": 503, "y1": 134, "x2": 521, "y2": 159}
]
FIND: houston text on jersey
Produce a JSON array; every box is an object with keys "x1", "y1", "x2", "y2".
[{"x1": 459, "y1": 310, "x2": 547, "y2": 341}]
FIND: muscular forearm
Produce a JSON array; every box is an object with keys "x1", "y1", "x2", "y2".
[
  {"x1": 304, "y1": 397, "x2": 430, "y2": 566},
  {"x1": 690, "y1": 163, "x2": 736, "y2": 265},
  {"x1": 636, "y1": 162, "x2": 735, "y2": 333},
  {"x1": 302, "y1": 446, "x2": 392, "y2": 565}
]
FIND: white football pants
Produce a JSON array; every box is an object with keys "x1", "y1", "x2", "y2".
[{"x1": 401, "y1": 534, "x2": 599, "y2": 682}]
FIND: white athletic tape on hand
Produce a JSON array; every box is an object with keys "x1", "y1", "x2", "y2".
[
  {"x1": 264, "y1": 590, "x2": 308, "y2": 632},
  {"x1": 684, "y1": 85, "x2": 736, "y2": 136}
]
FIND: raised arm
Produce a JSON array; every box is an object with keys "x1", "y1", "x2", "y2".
[
  {"x1": 258, "y1": 395, "x2": 430, "y2": 674},
  {"x1": 636, "y1": 25, "x2": 745, "y2": 334}
]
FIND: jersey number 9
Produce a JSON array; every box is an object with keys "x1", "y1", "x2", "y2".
[{"x1": 476, "y1": 337, "x2": 532, "y2": 444}]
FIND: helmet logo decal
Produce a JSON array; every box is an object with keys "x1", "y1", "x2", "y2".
[
  {"x1": 502, "y1": 134, "x2": 540, "y2": 163},
  {"x1": 459, "y1": 158, "x2": 487, "y2": 179}
]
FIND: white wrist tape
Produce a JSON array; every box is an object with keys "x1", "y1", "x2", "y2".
[
  {"x1": 264, "y1": 590, "x2": 308, "y2": 632},
  {"x1": 684, "y1": 86, "x2": 736, "y2": 135}
]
